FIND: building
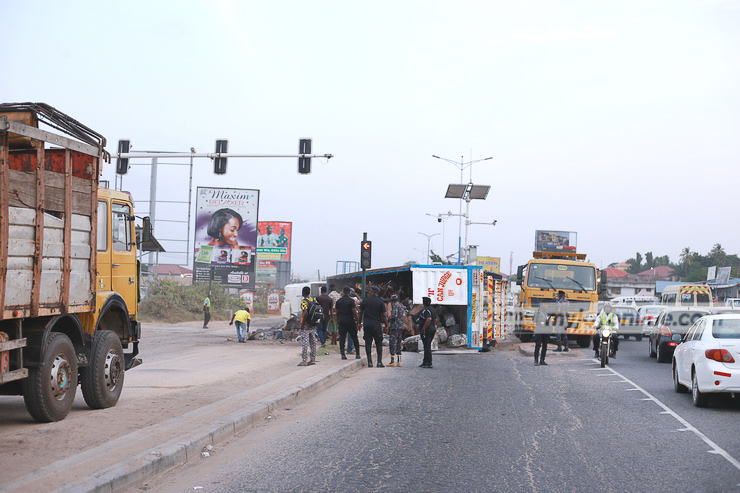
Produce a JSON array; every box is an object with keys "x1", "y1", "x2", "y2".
[
  {"x1": 707, "y1": 277, "x2": 740, "y2": 302},
  {"x1": 153, "y1": 264, "x2": 193, "y2": 285},
  {"x1": 604, "y1": 266, "x2": 675, "y2": 298}
]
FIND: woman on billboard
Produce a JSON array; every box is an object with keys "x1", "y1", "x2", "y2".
[{"x1": 207, "y1": 208, "x2": 243, "y2": 248}]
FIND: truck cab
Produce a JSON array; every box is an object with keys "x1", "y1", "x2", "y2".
[{"x1": 515, "y1": 251, "x2": 601, "y2": 347}]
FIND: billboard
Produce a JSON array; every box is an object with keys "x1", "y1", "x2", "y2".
[
  {"x1": 535, "y1": 230, "x2": 577, "y2": 252},
  {"x1": 412, "y1": 267, "x2": 468, "y2": 305},
  {"x1": 256, "y1": 221, "x2": 292, "y2": 261},
  {"x1": 477, "y1": 256, "x2": 501, "y2": 274},
  {"x1": 193, "y1": 187, "x2": 260, "y2": 289}
]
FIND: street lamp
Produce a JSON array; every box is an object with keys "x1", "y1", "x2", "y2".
[
  {"x1": 433, "y1": 154, "x2": 492, "y2": 264},
  {"x1": 418, "y1": 232, "x2": 440, "y2": 264}
]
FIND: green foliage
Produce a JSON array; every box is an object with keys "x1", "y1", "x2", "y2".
[
  {"x1": 623, "y1": 244, "x2": 740, "y2": 282},
  {"x1": 429, "y1": 250, "x2": 452, "y2": 265},
  {"x1": 140, "y1": 280, "x2": 244, "y2": 323}
]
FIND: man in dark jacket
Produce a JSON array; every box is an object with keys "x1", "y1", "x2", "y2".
[
  {"x1": 417, "y1": 297, "x2": 437, "y2": 369},
  {"x1": 359, "y1": 286, "x2": 387, "y2": 367}
]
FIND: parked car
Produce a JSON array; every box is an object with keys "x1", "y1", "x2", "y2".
[
  {"x1": 672, "y1": 314, "x2": 740, "y2": 407},
  {"x1": 648, "y1": 307, "x2": 711, "y2": 363},
  {"x1": 723, "y1": 298, "x2": 740, "y2": 309},
  {"x1": 611, "y1": 306, "x2": 641, "y2": 340},
  {"x1": 638, "y1": 305, "x2": 666, "y2": 335}
]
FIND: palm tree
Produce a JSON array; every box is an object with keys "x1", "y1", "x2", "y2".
[{"x1": 680, "y1": 247, "x2": 692, "y2": 266}]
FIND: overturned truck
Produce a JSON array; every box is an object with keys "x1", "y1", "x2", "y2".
[{"x1": 328, "y1": 264, "x2": 504, "y2": 350}]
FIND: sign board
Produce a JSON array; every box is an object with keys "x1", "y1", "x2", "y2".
[
  {"x1": 534, "y1": 230, "x2": 577, "y2": 253},
  {"x1": 256, "y1": 221, "x2": 292, "y2": 261},
  {"x1": 717, "y1": 267, "x2": 732, "y2": 285},
  {"x1": 411, "y1": 267, "x2": 468, "y2": 305},
  {"x1": 267, "y1": 291, "x2": 281, "y2": 314},
  {"x1": 477, "y1": 256, "x2": 501, "y2": 274},
  {"x1": 193, "y1": 187, "x2": 260, "y2": 289},
  {"x1": 239, "y1": 290, "x2": 254, "y2": 313},
  {"x1": 707, "y1": 266, "x2": 717, "y2": 281}
]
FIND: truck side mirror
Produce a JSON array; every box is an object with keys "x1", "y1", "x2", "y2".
[
  {"x1": 141, "y1": 216, "x2": 152, "y2": 243},
  {"x1": 598, "y1": 270, "x2": 608, "y2": 294},
  {"x1": 516, "y1": 265, "x2": 524, "y2": 286}
]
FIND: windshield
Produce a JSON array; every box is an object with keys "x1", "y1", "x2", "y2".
[
  {"x1": 641, "y1": 307, "x2": 664, "y2": 315},
  {"x1": 526, "y1": 263, "x2": 596, "y2": 291},
  {"x1": 613, "y1": 308, "x2": 638, "y2": 318},
  {"x1": 712, "y1": 318, "x2": 740, "y2": 339}
]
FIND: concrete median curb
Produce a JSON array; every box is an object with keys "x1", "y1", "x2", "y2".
[{"x1": 55, "y1": 358, "x2": 364, "y2": 493}]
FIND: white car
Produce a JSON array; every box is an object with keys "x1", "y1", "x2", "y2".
[
  {"x1": 672, "y1": 314, "x2": 740, "y2": 407},
  {"x1": 638, "y1": 305, "x2": 666, "y2": 335}
]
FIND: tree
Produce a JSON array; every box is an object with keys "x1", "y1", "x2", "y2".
[
  {"x1": 709, "y1": 243, "x2": 727, "y2": 266},
  {"x1": 627, "y1": 252, "x2": 643, "y2": 274},
  {"x1": 429, "y1": 250, "x2": 451, "y2": 265},
  {"x1": 645, "y1": 252, "x2": 654, "y2": 270}
]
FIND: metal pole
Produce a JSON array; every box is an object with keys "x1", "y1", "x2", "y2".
[
  {"x1": 458, "y1": 157, "x2": 463, "y2": 265},
  {"x1": 361, "y1": 232, "x2": 367, "y2": 298},
  {"x1": 186, "y1": 152, "x2": 194, "y2": 267},
  {"x1": 148, "y1": 157, "x2": 158, "y2": 283},
  {"x1": 464, "y1": 197, "x2": 471, "y2": 264}
]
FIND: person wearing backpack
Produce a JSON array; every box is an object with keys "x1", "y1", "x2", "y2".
[{"x1": 298, "y1": 286, "x2": 321, "y2": 366}]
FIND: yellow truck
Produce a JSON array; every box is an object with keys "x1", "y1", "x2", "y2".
[
  {"x1": 0, "y1": 103, "x2": 145, "y2": 422},
  {"x1": 514, "y1": 250, "x2": 605, "y2": 347}
]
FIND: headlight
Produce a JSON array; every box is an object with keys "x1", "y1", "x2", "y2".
[
  {"x1": 584, "y1": 313, "x2": 597, "y2": 321},
  {"x1": 523, "y1": 309, "x2": 535, "y2": 317},
  {"x1": 601, "y1": 329, "x2": 611, "y2": 338}
]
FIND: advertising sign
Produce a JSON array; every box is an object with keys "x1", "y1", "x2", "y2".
[
  {"x1": 717, "y1": 266, "x2": 732, "y2": 285},
  {"x1": 193, "y1": 187, "x2": 260, "y2": 289},
  {"x1": 535, "y1": 230, "x2": 577, "y2": 252},
  {"x1": 267, "y1": 291, "x2": 281, "y2": 314},
  {"x1": 411, "y1": 267, "x2": 468, "y2": 305},
  {"x1": 707, "y1": 266, "x2": 717, "y2": 281},
  {"x1": 239, "y1": 290, "x2": 254, "y2": 313},
  {"x1": 477, "y1": 256, "x2": 501, "y2": 274},
  {"x1": 256, "y1": 221, "x2": 292, "y2": 261}
]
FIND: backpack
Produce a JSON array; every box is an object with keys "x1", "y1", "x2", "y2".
[{"x1": 306, "y1": 299, "x2": 324, "y2": 327}]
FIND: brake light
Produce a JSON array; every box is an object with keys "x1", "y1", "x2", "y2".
[
  {"x1": 658, "y1": 325, "x2": 671, "y2": 337},
  {"x1": 705, "y1": 349, "x2": 735, "y2": 363}
]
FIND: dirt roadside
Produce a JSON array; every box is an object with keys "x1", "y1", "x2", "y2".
[{"x1": 0, "y1": 317, "x2": 354, "y2": 492}]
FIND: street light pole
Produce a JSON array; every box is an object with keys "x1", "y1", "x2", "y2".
[
  {"x1": 432, "y1": 154, "x2": 492, "y2": 264},
  {"x1": 418, "y1": 232, "x2": 440, "y2": 264}
]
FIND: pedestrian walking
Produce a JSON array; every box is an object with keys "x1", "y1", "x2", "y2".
[
  {"x1": 533, "y1": 308, "x2": 551, "y2": 366},
  {"x1": 298, "y1": 286, "x2": 319, "y2": 366},
  {"x1": 346, "y1": 289, "x2": 362, "y2": 354},
  {"x1": 202, "y1": 293, "x2": 211, "y2": 329},
  {"x1": 553, "y1": 290, "x2": 570, "y2": 352},
  {"x1": 359, "y1": 286, "x2": 387, "y2": 367},
  {"x1": 335, "y1": 287, "x2": 361, "y2": 360},
  {"x1": 315, "y1": 286, "x2": 333, "y2": 347},
  {"x1": 328, "y1": 284, "x2": 342, "y2": 345},
  {"x1": 229, "y1": 308, "x2": 251, "y2": 343},
  {"x1": 417, "y1": 297, "x2": 437, "y2": 369},
  {"x1": 387, "y1": 295, "x2": 407, "y2": 367}
]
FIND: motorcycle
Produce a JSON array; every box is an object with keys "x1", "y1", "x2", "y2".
[{"x1": 598, "y1": 327, "x2": 618, "y2": 368}]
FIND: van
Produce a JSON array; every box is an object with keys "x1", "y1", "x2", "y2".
[
  {"x1": 610, "y1": 295, "x2": 659, "y2": 307},
  {"x1": 660, "y1": 284, "x2": 713, "y2": 308}
]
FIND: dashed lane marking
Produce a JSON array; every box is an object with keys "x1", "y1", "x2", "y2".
[{"x1": 593, "y1": 359, "x2": 740, "y2": 472}]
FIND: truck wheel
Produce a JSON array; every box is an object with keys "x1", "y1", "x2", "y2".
[
  {"x1": 518, "y1": 333, "x2": 532, "y2": 343},
  {"x1": 81, "y1": 330, "x2": 124, "y2": 409},
  {"x1": 22, "y1": 332, "x2": 78, "y2": 422},
  {"x1": 577, "y1": 336, "x2": 591, "y2": 348}
]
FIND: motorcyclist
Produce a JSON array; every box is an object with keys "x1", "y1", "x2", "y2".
[{"x1": 592, "y1": 304, "x2": 619, "y2": 358}]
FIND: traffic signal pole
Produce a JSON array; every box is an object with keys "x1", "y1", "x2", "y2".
[{"x1": 361, "y1": 232, "x2": 367, "y2": 298}]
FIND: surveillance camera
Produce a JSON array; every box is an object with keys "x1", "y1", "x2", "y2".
[
  {"x1": 437, "y1": 217, "x2": 442, "y2": 223},
  {"x1": 493, "y1": 220, "x2": 497, "y2": 226}
]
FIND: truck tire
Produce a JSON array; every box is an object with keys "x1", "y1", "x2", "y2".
[
  {"x1": 22, "y1": 332, "x2": 78, "y2": 422},
  {"x1": 518, "y1": 333, "x2": 533, "y2": 343},
  {"x1": 81, "y1": 330, "x2": 124, "y2": 409},
  {"x1": 577, "y1": 336, "x2": 591, "y2": 348}
]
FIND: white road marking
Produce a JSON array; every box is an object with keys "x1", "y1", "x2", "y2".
[{"x1": 593, "y1": 359, "x2": 740, "y2": 471}]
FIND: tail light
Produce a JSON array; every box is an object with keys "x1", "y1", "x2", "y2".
[
  {"x1": 705, "y1": 349, "x2": 736, "y2": 363},
  {"x1": 658, "y1": 325, "x2": 671, "y2": 337}
]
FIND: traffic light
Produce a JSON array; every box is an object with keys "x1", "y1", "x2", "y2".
[
  {"x1": 298, "y1": 138, "x2": 312, "y2": 174},
  {"x1": 214, "y1": 139, "x2": 228, "y2": 174},
  {"x1": 116, "y1": 139, "x2": 130, "y2": 174},
  {"x1": 360, "y1": 240, "x2": 372, "y2": 269}
]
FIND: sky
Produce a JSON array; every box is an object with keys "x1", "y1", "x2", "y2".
[{"x1": 3, "y1": 0, "x2": 739, "y2": 280}]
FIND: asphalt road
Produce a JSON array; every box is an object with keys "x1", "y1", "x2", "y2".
[{"x1": 137, "y1": 339, "x2": 740, "y2": 493}]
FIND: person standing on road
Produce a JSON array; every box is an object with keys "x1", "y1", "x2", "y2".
[
  {"x1": 328, "y1": 284, "x2": 342, "y2": 346},
  {"x1": 315, "y1": 287, "x2": 333, "y2": 348},
  {"x1": 533, "y1": 308, "x2": 551, "y2": 366},
  {"x1": 298, "y1": 286, "x2": 319, "y2": 366},
  {"x1": 203, "y1": 293, "x2": 211, "y2": 329},
  {"x1": 417, "y1": 297, "x2": 437, "y2": 369},
  {"x1": 346, "y1": 289, "x2": 362, "y2": 354},
  {"x1": 593, "y1": 304, "x2": 619, "y2": 358},
  {"x1": 553, "y1": 290, "x2": 570, "y2": 353},
  {"x1": 387, "y1": 295, "x2": 407, "y2": 367},
  {"x1": 229, "y1": 308, "x2": 251, "y2": 343},
  {"x1": 335, "y1": 287, "x2": 361, "y2": 360},
  {"x1": 359, "y1": 286, "x2": 387, "y2": 367}
]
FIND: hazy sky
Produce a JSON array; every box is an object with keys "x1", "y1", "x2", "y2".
[{"x1": 3, "y1": 1, "x2": 739, "y2": 279}]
